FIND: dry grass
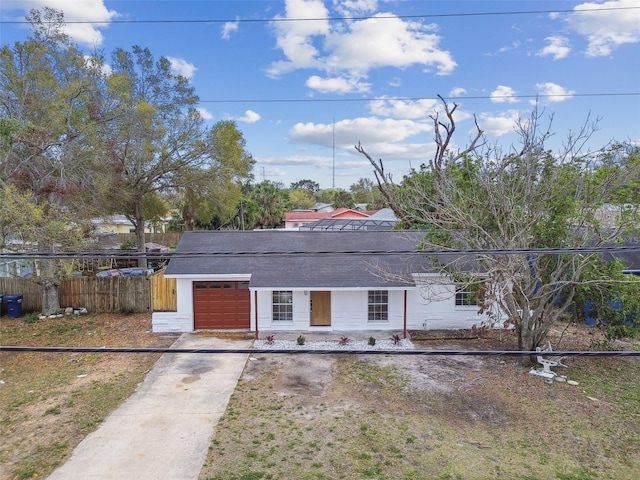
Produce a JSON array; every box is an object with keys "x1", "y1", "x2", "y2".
[
  {"x1": 200, "y1": 325, "x2": 640, "y2": 480},
  {"x1": 1, "y1": 315, "x2": 638, "y2": 480},
  {"x1": 0, "y1": 313, "x2": 178, "y2": 480}
]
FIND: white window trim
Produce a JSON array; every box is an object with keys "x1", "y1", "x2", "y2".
[{"x1": 367, "y1": 290, "x2": 389, "y2": 322}]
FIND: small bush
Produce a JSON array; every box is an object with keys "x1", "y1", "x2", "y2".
[
  {"x1": 264, "y1": 335, "x2": 275, "y2": 345},
  {"x1": 368, "y1": 336, "x2": 376, "y2": 346},
  {"x1": 339, "y1": 336, "x2": 350, "y2": 345},
  {"x1": 391, "y1": 334, "x2": 401, "y2": 345},
  {"x1": 23, "y1": 313, "x2": 40, "y2": 324},
  {"x1": 120, "y1": 240, "x2": 137, "y2": 250},
  {"x1": 296, "y1": 335, "x2": 306, "y2": 345}
]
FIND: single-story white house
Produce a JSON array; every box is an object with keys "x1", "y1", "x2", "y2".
[{"x1": 152, "y1": 230, "x2": 505, "y2": 334}]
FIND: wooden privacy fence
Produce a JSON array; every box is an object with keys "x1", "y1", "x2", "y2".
[
  {"x1": 116, "y1": 232, "x2": 183, "y2": 248},
  {"x1": 59, "y1": 277, "x2": 150, "y2": 313},
  {"x1": 150, "y1": 271, "x2": 177, "y2": 312},
  {"x1": 0, "y1": 276, "x2": 160, "y2": 314},
  {"x1": 0, "y1": 277, "x2": 42, "y2": 313}
]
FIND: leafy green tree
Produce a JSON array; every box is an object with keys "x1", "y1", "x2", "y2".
[
  {"x1": 314, "y1": 189, "x2": 336, "y2": 205},
  {"x1": 573, "y1": 258, "x2": 640, "y2": 339},
  {"x1": 288, "y1": 188, "x2": 315, "y2": 210},
  {"x1": 167, "y1": 211, "x2": 185, "y2": 233},
  {"x1": 314, "y1": 188, "x2": 354, "y2": 208},
  {"x1": 101, "y1": 45, "x2": 208, "y2": 264},
  {"x1": 0, "y1": 186, "x2": 87, "y2": 314},
  {"x1": 332, "y1": 189, "x2": 355, "y2": 209},
  {"x1": 181, "y1": 120, "x2": 254, "y2": 229},
  {"x1": 357, "y1": 98, "x2": 640, "y2": 352},
  {"x1": 349, "y1": 178, "x2": 375, "y2": 204},
  {"x1": 0, "y1": 8, "x2": 103, "y2": 313},
  {"x1": 290, "y1": 179, "x2": 319, "y2": 194},
  {"x1": 248, "y1": 181, "x2": 288, "y2": 229},
  {"x1": 349, "y1": 178, "x2": 386, "y2": 209}
]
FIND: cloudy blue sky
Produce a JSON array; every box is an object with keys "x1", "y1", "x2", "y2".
[{"x1": 2, "y1": 0, "x2": 639, "y2": 190}]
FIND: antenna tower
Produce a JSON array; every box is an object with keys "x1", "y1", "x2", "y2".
[{"x1": 332, "y1": 118, "x2": 335, "y2": 189}]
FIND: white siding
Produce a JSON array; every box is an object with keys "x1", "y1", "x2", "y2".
[
  {"x1": 253, "y1": 290, "x2": 310, "y2": 331},
  {"x1": 253, "y1": 289, "x2": 408, "y2": 332},
  {"x1": 152, "y1": 312, "x2": 193, "y2": 332},
  {"x1": 405, "y1": 275, "x2": 501, "y2": 330},
  {"x1": 152, "y1": 274, "x2": 507, "y2": 333}
]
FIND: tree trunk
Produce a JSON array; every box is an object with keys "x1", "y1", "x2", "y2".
[
  {"x1": 39, "y1": 257, "x2": 61, "y2": 316},
  {"x1": 517, "y1": 318, "x2": 540, "y2": 366},
  {"x1": 42, "y1": 279, "x2": 61, "y2": 316},
  {"x1": 134, "y1": 204, "x2": 147, "y2": 268}
]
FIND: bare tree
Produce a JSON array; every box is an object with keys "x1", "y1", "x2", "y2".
[
  {"x1": 356, "y1": 95, "x2": 483, "y2": 225},
  {"x1": 356, "y1": 98, "x2": 640, "y2": 352}
]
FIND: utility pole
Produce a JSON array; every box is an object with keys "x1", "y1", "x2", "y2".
[{"x1": 332, "y1": 118, "x2": 335, "y2": 189}]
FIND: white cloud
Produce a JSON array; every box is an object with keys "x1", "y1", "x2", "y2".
[
  {"x1": 367, "y1": 97, "x2": 440, "y2": 119},
  {"x1": 324, "y1": 14, "x2": 456, "y2": 75},
  {"x1": 289, "y1": 117, "x2": 431, "y2": 148},
  {"x1": 490, "y1": 85, "x2": 518, "y2": 104},
  {"x1": 332, "y1": 0, "x2": 378, "y2": 17},
  {"x1": 267, "y1": 1, "x2": 456, "y2": 81},
  {"x1": 389, "y1": 77, "x2": 402, "y2": 87},
  {"x1": 1, "y1": 0, "x2": 118, "y2": 47},
  {"x1": 568, "y1": 0, "x2": 640, "y2": 56},
  {"x1": 499, "y1": 41, "x2": 521, "y2": 53},
  {"x1": 537, "y1": 36, "x2": 571, "y2": 60},
  {"x1": 197, "y1": 108, "x2": 214, "y2": 120},
  {"x1": 485, "y1": 41, "x2": 521, "y2": 57},
  {"x1": 306, "y1": 75, "x2": 371, "y2": 93},
  {"x1": 237, "y1": 110, "x2": 261, "y2": 123},
  {"x1": 222, "y1": 18, "x2": 240, "y2": 40},
  {"x1": 533, "y1": 82, "x2": 576, "y2": 102},
  {"x1": 259, "y1": 154, "x2": 333, "y2": 168},
  {"x1": 258, "y1": 165, "x2": 289, "y2": 178},
  {"x1": 479, "y1": 110, "x2": 520, "y2": 137},
  {"x1": 266, "y1": 0, "x2": 330, "y2": 76},
  {"x1": 449, "y1": 87, "x2": 466, "y2": 97},
  {"x1": 167, "y1": 57, "x2": 197, "y2": 79}
]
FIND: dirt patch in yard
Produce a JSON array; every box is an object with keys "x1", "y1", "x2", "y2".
[{"x1": 201, "y1": 324, "x2": 640, "y2": 480}]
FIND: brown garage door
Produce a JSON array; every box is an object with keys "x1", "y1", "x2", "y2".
[{"x1": 193, "y1": 281, "x2": 250, "y2": 329}]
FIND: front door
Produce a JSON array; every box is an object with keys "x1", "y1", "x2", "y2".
[{"x1": 310, "y1": 291, "x2": 331, "y2": 326}]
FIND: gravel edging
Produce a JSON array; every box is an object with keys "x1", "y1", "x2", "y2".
[{"x1": 253, "y1": 339, "x2": 414, "y2": 350}]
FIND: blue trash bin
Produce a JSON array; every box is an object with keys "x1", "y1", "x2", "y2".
[
  {"x1": 0, "y1": 293, "x2": 3, "y2": 317},
  {"x1": 4, "y1": 294, "x2": 24, "y2": 318}
]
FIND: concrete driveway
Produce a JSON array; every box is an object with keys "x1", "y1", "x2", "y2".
[{"x1": 47, "y1": 334, "x2": 252, "y2": 480}]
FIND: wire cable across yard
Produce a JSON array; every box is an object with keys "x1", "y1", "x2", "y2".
[{"x1": 1, "y1": 345, "x2": 639, "y2": 357}]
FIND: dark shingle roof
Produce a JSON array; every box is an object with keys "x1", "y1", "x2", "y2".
[{"x1": 165, "y1": 230, "x2": 432, "y2": 288}]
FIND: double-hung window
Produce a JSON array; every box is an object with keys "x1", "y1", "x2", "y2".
[
  {"x1": 455, "y1": 286, "x2": 478, "y2": 306},
  {"x1": 368, "y1": 290, "x2": 388, "y2": 321},
  {"x1": 272, "y1": 291, "x2": 293, "y2": 321}
]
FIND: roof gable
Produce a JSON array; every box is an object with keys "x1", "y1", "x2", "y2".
[{"x1": 330, "y1": 208, "x2": 371, "y2": 218}]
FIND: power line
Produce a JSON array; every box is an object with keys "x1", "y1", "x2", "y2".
[
  {"x1": 1, "y1": 244, "x2": 639, "y2": 260},
  {"x1": 1, "y1": 345, "x2": 640, "y2": 357},
  {"x1": 2, "y1": 6, "x2": 637, "y2": 25},
  {"x1": 197, "y1": 92, "x2": 640, "y2": 104}
]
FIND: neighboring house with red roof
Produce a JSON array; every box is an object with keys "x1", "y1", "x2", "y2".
[{"x1": 283, "y1": 208, "x2": 377, "y2": 229}]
